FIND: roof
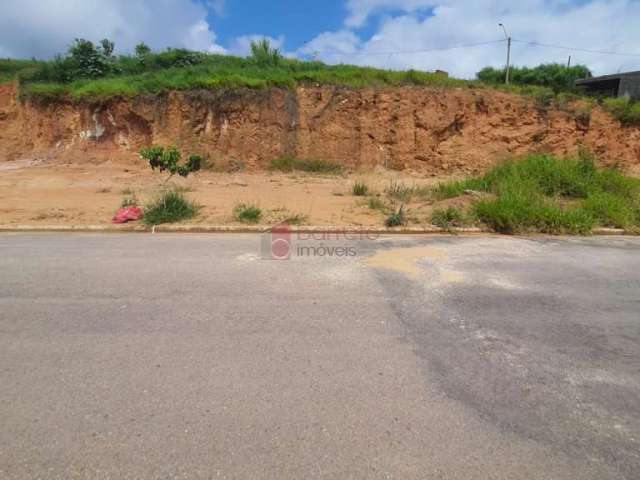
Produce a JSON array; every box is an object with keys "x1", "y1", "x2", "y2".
[{"x1": 576, "y1": 71, "x2": 640, "y2": 85}]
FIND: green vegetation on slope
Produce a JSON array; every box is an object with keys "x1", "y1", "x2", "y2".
[
  {"x1": 477, "y1": 63, "x2": 591, "y2": 93},
  {"x1": 433, "y1": 152, "x2": 640, "y2": 234},
  {"x1": 9, "y1": 38, "x2": 466, "y2": 100},
  {"x1": 0, "y1": 59, "x2": 41, "y2": 83}
]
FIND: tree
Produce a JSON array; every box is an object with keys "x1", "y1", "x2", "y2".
[
  {"x1": 476, "y1": 63, "x2": 592, "y2": 93},
  {"x1": 99, "y1": 39, "x2": 115, "y2": 57},
  {"x1": 68, "y1": 38, "x2": 114, "y2": 78},
  {"x1": 135, "y1": 42, "x2": 151, "y2": 57},
  {"x1": 140, "y1": 146, "x2": 202, "y2": 181},
  {"x1": 249, "y1": 38, "x2": 283, "y2": 67}
]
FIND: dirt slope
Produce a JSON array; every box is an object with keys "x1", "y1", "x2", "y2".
[{"x1": 1, "y1": 82, "x2": 639, "y2": 173}]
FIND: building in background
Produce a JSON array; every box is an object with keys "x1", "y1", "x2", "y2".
[{"x1": 576, "y1": 71, "x2": 640, "y2": 100}]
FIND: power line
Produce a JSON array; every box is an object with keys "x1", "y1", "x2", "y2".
[
  {"x1": 305, "y1": 39, "x2": 505, "y2": 57},
  {"x1": 512, "y1": 39, "x2": 640, "y2": 58}
]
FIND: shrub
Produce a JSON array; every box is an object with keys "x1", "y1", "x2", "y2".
[
  {"x1": 434, "y1": 152, "x2": 640, "y2": 234},
  {"x1": 602, "y1": 97, "x2": 640, "y2": 125},
  {"x1": 233, "y1": 203, "x2": 262, "y2": 223},
  {"x1": 477, "y1": 63, "x2": 591, "y2": 93},
  {"x1": 140, "y1": 146, "x2": 202, "y2": 180},
  {"x1": 250, "y1": 39, "x2": 283, "y2": 67},
  {"x1": 385, "y1": 205, "x2": 406, "y2": 227},
  {"x1": 431, "y1": 207, "x2": 467, "y2": 230},
  {"x1": 386, "y1": 179, "x2": 414, "y2": 202},
  {"x1": 352, "y1": 181, "x2": 369, "y2": 196},
  {"x1": 367, "y1": 197, "x2": 388, "y2": 212},
  {"x1": 143, "y1": 190, "x2": 200, "y2": 225},
  {"x1": 121, "y1": 195, "x2": 138, "y2": 207},
  {"x1": 270, "y1": 155, "x2": 343, "y2": 174}
]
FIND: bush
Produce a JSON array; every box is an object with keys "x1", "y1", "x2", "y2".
[
  {"x1": 352, "y1": 181, "x2": 369, "y2": 196},
  {"x1": 143, "y1": 190, "x2": 200, "y2": 225},
  {"x1": 233, "y1": 203, "x2": 262, "y2": 223},
  {"x1": 250, "y1": 39, "x2": 283, "y2": 67},
  {"x1": 140, "y1": 146, "x2": 202, "y2": 179},
  {"x1": 477, "y1": 63, "x2": 591, "y2": 93},
  {"x1": 270, "y1": 155, "x2": 343, "y2": 174},
  {"x1": 602, "y1": 97, "x2": 640, "y2": 125},
  {"x1": 431, "y1": 207, "x2": 467, "y2": 230},
  {"x1": 434, "y1": 152, "x2": 640, "y2": 234},
  {"x1": 385, "y1": 205, "x2": 406, "y2": 227}
]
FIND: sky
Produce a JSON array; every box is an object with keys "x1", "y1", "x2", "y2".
[{"x1": 1, "y1": 0, "x2": 640, "y2": 78}]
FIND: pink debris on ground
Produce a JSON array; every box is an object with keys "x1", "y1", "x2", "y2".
[{"x1": 112, "y1": 205, "x2": 143, "y2": 224}]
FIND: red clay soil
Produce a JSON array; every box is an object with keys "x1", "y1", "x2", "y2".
[{"x1": 1, "y1": 82, "x2": 639, "y2": 174}]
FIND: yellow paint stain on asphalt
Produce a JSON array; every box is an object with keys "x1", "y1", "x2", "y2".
[
  {"x1": 440, "y1": 270, "x2": 464, "y2": 283},
  {"x1": 363, "y1": 246, "x2": 446, "y2": 276}
]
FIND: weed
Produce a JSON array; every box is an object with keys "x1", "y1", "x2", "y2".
[
  {"x1": 367, "y1": 196, "x2": 388, "y2": 212},
  {"x1": 233, "y1": 203, "x2": 262, "y2": 223},
  {"x1": 431, "y1": 207, "x2": 468, "y2": 230},
  {"x1": 386, "y1": 179, "x2": 414, "y2": 202},
  {"x1": 120, "y1": 187, "x2": 134, "y2": 195},
  {"x1": 385, "y1": 205, "x2": 407, "y2": 227},
  {"x1": 602, "y1": 97, "x2": 640, "y2": 125},
  {"x1": 270, "y1": 155, "x2": 343, "y2": 174},
  {"x1": 143, "y1": 190, "x2": 200, "y2": 225},
  {"x1": 432, "y1": 152, "x2": 640, "y2": 234},
  {"x1": 268, "y1": 207, "x2": 308, "y2": 225},
  {"x1": 121, "y1": 195, "x2": 138, "y2": 207},
  {"x1": 352, "y1": 181, "x2": 369, "y2": 196}
]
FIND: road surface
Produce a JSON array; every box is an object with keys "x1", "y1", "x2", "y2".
[{"x1": 1, "y1": 233, "x2": 639, "y2": 479}]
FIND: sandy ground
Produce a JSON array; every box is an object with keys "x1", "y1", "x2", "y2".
[{"x1": 0, "y1": 158, "x2": 467, "y2": 227}]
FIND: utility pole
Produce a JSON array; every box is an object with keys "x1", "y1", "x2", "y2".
[
  {"x1": 499, "y1": 23, "x2": 511, "y2": 85},
  {"x1": 567, "y1": 55, "x2": 571, "y2": 68}
]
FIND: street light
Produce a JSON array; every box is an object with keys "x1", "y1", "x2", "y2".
[{"x1": 499, "y1": 23, "x2": 512, "y2": 85}]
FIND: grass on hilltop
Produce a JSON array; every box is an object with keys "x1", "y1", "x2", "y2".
[{"x1": 10, "y1": 48, "x2": 466, "y2": 101}]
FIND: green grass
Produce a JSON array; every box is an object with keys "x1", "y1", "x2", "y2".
[
  {"x1": 385, "y1": 205, "x2": 407, "y2": 227},
  {"x1": 143, "y1": 190, "x2": 200, "y2": 225},
  {"x1": 233, "y1": 203, "x2": 262, "y2": 223},
  {"x1": 433, "y1": 153, "x2": 640, "y2": 234},
  {"x1": 270, "y1": 155, "x2": 343, "y2": 174},
  {"x1": 602, "y1": 97, "x2": 640, "y2": 125},
  {"x1": 13, "y1": 51, "x2": 468, "y2": 101},
  {"x1": 352, "y1": 181, "x2": 369, "y2": 196},
  {"x1": 431, "y1": 207, "x2": 469, "y2": 230},
  {"x1": 0, "y1": 59, "x2": 41, "y2": 83}
]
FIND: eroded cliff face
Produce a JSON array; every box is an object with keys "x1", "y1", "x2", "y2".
[{"x1": 1, "y1": 82, "x2": 639, "y2": 173}]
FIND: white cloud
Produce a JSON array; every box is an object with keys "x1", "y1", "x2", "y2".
[
  {"x1": 307, "y1": 0, "x2": 640, "y2": 78},
  {"x1": 0, "y1": 0, "x2": 225, "y2": 58}
]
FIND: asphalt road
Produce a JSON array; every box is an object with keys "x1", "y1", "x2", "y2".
[{"x1": 1, "y1": 233, "x2": 639, "y2": 479}]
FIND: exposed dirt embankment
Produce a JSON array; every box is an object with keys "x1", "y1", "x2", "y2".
[{"x1": 1, "y1": 82, "x2": 639, "y2": 173}]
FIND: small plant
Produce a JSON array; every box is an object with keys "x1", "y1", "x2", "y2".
[
  {"x1": 121, "y1": 195, "x2": 138, "y2": 207},
  {"x1": 270, "y1": 155, "x2": 343, "y2": 174},
  {"x1": 533, "y1": 87, "x2": 555, "y2": 110},
  {"x1": 431, "y1": 207, "x2": 467, "y2": 230},
  {"x1": 143, "y1": 190, "x2": 200, "y2": 226},
  {"x1": 249, "y1": 39, "x2": 283, "y2": 67},
  {"x1": 352, "y1": 181, "x2": 369, "y2": 196},
  {"x1": 233, "y1": 203, "x2": 262, "y2": 224},
  {"x1": 602, "y1": 97, "x2": 640, "y2": 125},
  {"x1": 385, "y1": 205, "x2": 406, "y2": 227},
  {"x1": 367, "y1": 197, "x2": 388, "y2": 212},
  {"x1": 386, "y1": 179, "x2": 414, "y2": 202},
  {"x1": 140, "y1": 146, "x2": 202, "y2": 181}
]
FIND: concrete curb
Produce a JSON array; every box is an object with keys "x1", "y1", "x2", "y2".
[{"x1": 0, "y1": 224, "x2": 633, "y2": 235}]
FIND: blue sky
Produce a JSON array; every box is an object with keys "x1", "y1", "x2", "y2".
[{"x1": 2, "y1": 0, "x2": 640, "y2": 78}]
